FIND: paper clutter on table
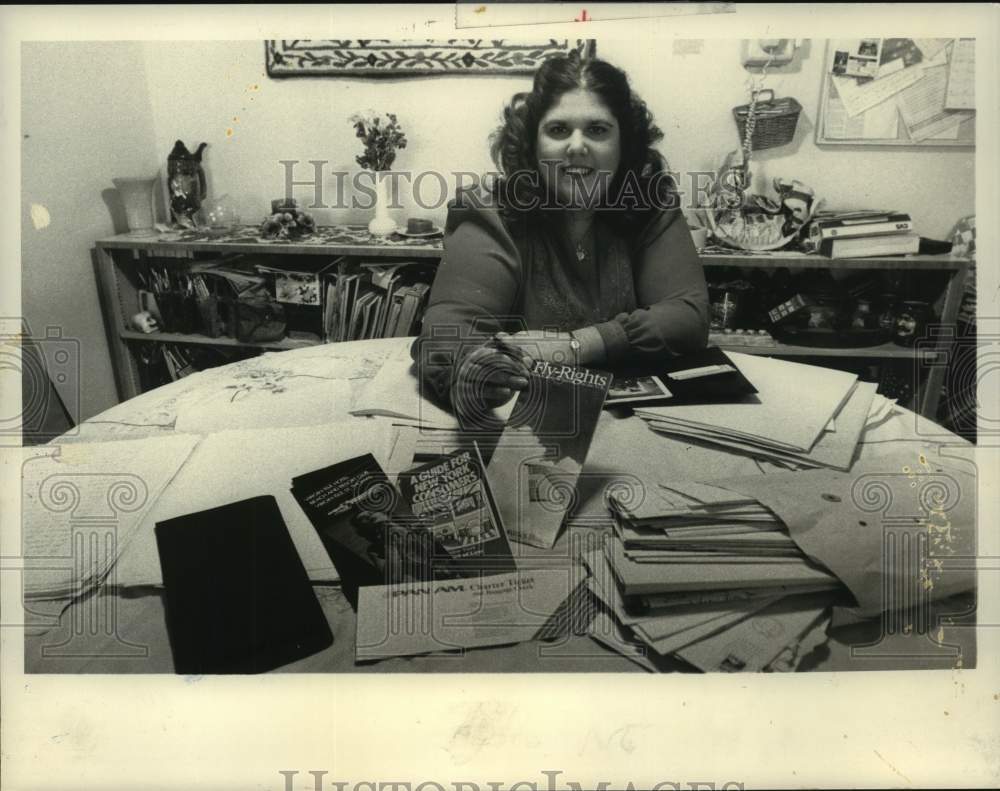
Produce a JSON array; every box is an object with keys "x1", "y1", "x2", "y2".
[
  {"x1": 633, "y1": 353, "x2": 901, "y2": 471},
  {"x1": 585, "y1": 448, "x2": 976, "y2": 671}
]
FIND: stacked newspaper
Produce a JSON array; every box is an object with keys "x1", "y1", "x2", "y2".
[{"x1": 635, "y1": 353, "x2": 897, "y2": 471}]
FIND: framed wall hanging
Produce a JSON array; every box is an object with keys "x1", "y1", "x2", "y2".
[{"x1": 265, "y1": 39, "x2": 594, "y2": 77}]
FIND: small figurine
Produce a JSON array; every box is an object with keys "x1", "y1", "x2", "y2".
[
  {"x1": 773, "y1": 178, "x2": 816, "y2": 237},
  {"x1": 130, "y1": 311, "x2": 159, "y2": 334},
  {"x1": 167, "y1": 141, "x2": 208, "y2": 228}
]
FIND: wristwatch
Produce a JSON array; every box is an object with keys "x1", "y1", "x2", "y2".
[{"x1": 568, "y1": 332, "x2": 582, "y2": 356}]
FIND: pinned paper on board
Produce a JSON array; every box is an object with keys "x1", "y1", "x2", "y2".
[
  {"x1": 818, "y1": 38, "x2": 974, "y2": 147},
  {"x1": 824, "y1": 89, "x2": 899, "y2": 140},
  {"x1": 945, "y1": 38, "x2": 975, "y2": 110},
  {"x1": 896, "y1": 63, "x2": 974, "y2": 141},
  {"x1": 829, "y1": 38, "x2": 882, "y2": 79},
  {"x1": 913, "y1": 38, "x2": 952, "y2": 61}
]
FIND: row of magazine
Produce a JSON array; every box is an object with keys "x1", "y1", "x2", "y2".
[{"x1": 322, "y1": 259, "x2": 435, "y2": 342}]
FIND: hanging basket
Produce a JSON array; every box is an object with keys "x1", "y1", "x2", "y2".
[{"x1": 732, "y1": 89, "x2": 802, "y2": 151}]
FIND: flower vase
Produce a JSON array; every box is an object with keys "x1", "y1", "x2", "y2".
[
  {"x1": 112, "y1": 176, "x2": 158, "y2": 237},
  {"x1": 368, "y1": 171, "x2": 397, "y2": 237}
]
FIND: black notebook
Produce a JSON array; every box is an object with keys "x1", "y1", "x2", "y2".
[{"x1": 155, "y1": 495, "x2": 333, "y2": 674}]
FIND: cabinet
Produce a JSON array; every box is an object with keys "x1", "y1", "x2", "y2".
[{"x1": 94, "y1": 228, "x2": 969, "y2": 418}]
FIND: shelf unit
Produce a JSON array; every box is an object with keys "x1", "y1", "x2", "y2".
[
  {"x1": 94, "y1": 225, "x2": 444, "y2": 401},
  {"x1": 94, "y1": 229, "x2": 969, "y2": 418},
  {"x1": 699, "y1": 251, "x2": 970, "y2": 418}
]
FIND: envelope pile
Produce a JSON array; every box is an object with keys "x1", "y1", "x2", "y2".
[
  {"x1": 585, "y1": 450, "x2": 976, "y2": 672},
  {"x1": 634, "y1": 353, "x2": 898, "y2": 471}
]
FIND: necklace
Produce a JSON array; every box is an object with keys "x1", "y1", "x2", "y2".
[{"x1": 572, "y1": 218, "x2": 596, "y2": 262}]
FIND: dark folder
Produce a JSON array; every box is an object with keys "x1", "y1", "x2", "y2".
[
  {"x1": 155, "y1": 495, "x2": 333, "y2": 674},
  {"x1": 610, "y1": 347, "x2": 757, "y2": 406}
]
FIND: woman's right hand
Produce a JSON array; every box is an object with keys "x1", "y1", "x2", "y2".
[{"x1": 451, "y1": 343, "x2": 531, "y2": 414}]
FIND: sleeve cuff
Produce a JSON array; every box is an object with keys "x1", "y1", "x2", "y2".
[
  {"x1": 593, "y1": 318, "x2": 630, "y2": 363},
  {"x1": 570, "y1": 324, "x2": 605, "y2": 366}
]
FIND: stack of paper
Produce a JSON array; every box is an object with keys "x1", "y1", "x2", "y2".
[
  {"x1": 19, "y1": 435, "x2": 201, "y2": 601},
  {"x1": 586, "y1": 447, "x2": 976, "y2": 671},
  {"x1": 606, "y1": 479, "x2": 840, "y2": 597},
  {"x1": 580, "y1": 473, "x2": 844, "y2": 671},
  {"x1": 584, "y1": 544, "x2": 838, "y2": 673},
  {"x1": 635, "y1": 354, "x2": 890, "y2": 471}
]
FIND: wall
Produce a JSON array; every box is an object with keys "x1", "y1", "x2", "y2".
[
  {"x1": 19, "y1": 38, "x2": 977, "y2": 419},
  {"x1": 599, "y1": 38, "x2": 973, "y2": 239},
  {"x1": 141, "y1": 39, "x2": 975, "y2": 239},
  {"x1": 140, "y1": 40, "x2": 533, "y2": 229},
  {"x1": 21, "y1": 41, "x2": 160, "y2": 422}
]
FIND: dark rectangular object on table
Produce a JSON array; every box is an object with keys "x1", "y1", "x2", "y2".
[{"x1": 155, "y1": 495, "x2": 332, "y2": 674}]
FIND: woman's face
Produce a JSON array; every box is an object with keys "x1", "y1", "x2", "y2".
[{"x1": 536, "y1": 88, "x2": 621, "y2": 208}]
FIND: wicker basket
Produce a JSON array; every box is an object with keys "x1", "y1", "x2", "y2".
[{"x1": 733, "y1": 90, "x2": 802, "y2": 151}]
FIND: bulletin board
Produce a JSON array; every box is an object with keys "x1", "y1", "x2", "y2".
[{"x1": 816, "y1": 38, "x2": 975, "y2": 147}]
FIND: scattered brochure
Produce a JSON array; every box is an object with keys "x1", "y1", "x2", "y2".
[{"x1": 486, "y1": 360, "x2": 611, "y2": 548}]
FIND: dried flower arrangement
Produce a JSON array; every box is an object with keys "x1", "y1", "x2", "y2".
[{"x1": 350, "y1": 112, "x2": 408, "y2": 172}]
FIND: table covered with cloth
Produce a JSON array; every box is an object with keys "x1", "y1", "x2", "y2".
[{"x1": 22, "y1": 338, "x2": 977, "y2": 673}]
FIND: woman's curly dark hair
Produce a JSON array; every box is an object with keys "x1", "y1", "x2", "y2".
[{"x1": 488, "y1": 50, "x2": 678, "y2": 232}]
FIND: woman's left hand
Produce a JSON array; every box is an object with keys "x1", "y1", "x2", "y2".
[{"x1": 494, "y1": 330, "x2": 580, "y2": 367}]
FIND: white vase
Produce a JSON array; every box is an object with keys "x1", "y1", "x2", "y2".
[
  {"x1": 113, "y1": 177, "x2": 157, "y2": 237},
  {"x1": 367, "y1": 171, "x2": 397, "y2": 237}
]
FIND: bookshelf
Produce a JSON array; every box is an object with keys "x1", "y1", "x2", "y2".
[
  {"x1": 94, "y1": 230, "x2": 969, "y2": 417},
  {"x1": 94, "y1": 225, "x2": 445, "y2": 400},
  {"x1": 699, "y1": 251, "x2": 970, "y2": 418}
]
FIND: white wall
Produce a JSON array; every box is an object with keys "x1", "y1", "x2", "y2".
[
  {"x1": 602, "y1": 38, "x2": 973, "y2": 238},
  {"x1": 141, "y1": 38, "x2": 974, "y2": 238},
  {"x1": 19, "y1": 38, "x2": 976, "y2": 419},
  {"x1": 21, "y1": 41, "x2": 160, "y2": 422},
  {"x1": 140, "y1": 40, "x2": 533, "y2": 230}
]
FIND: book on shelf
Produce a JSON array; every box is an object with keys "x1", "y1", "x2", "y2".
[
  {"x1": 322, "y1": 259, "x2": 436, "y2": 342},
  {"x1": 161, "y1": 346, "x2": 195, "y2": 381},
  {"x1": 818, "y1": 231, "x2": 921, "y2": 259},
  {"x1": 347, "y1": 286, "x2": 378, "y2": 342},
  {"x1": 390, "y1": 282, "x2": 432, "y2": 337},
  {"x1": 361, "y1": 260, "x2": 436, "y2": 338},
  {"x1": 252, "y1": 255, "x2": 343, "y2": 306},
  {"x1": 810, "y1": 209, "x2": 905, "y2": 225},
  {"x1": 809, "y1": 213, "x2": 913, "y2": 241},
  {"x1": 382, "y1": 291, "x2": 404, "y2": 341}
]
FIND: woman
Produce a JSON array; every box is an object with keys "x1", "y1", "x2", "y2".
[{"x1": 411, "y1": 51, "x2": 709, "y2": 415}]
